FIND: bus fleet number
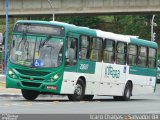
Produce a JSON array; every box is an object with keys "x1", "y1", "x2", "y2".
[{"x1": 80, "y1": 64, "x2": 89, "y2": 70}]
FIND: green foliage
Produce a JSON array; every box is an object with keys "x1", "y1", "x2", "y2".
[
  {"x1": 56, "y1": 16, "x2": 103, "y2": 28},
  {"x1": 55, "y1": 15, "x2": 158, "y2": 40},
  {"x1": 1, "y1": 15, "x2": 160, "y2": 59},
  {"x1": 1, "y1": 15, "x2": 160, "y2": 45},
  {"x1": 113, "y1": 15, "x2": 150, "y2": 40}
]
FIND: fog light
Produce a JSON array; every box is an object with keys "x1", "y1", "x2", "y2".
[
  {"x1": 17, "y1": 82, "x2": 20, "y2": 87},
  {"x1": 12, "y1": 75, "x2": 16, "y2": 78}
]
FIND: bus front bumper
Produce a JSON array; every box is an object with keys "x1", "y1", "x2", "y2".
[{"x1": 6, "y1": 76, "x2": 61, "y2": 94}]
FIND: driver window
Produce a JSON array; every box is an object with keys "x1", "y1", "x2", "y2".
[{"x1": 66, "y1": 37, "x2": 77, "y2": 66}]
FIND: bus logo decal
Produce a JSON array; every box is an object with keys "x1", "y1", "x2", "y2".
[
  {"x1": 30, "y1": 77, "x2": 34, "y2": 80},
  {"x1": 105, "y1": 66, "x2": 120, "y2": 78}
]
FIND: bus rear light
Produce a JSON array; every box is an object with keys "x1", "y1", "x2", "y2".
[{"x1": 47, "y1": 86, "x2": 57, "y2": 90}]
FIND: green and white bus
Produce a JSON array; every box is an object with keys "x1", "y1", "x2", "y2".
[{"x1": 6, "y1": 20, "x2": 158, "y2": 101}]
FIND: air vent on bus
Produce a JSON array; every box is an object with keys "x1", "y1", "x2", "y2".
[
  {"x1": 16, "y1": 69, "x2": 50, "y2": 76},
  {"x1": 20, "y1": 76, "x2": 44, "y2": 81},
  {"x1": 22, "y1": 81, "x2": 41, "y2": 87}
]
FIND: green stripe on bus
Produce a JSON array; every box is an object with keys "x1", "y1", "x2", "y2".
[
  {"x1": 65, "y1": 60, "x2": 96, "y2": 74},
  {"x1": 130, "y1": 38, "x2": 158, "y2": 49},
  {"x1": 77, "y1": 60, "x2": 96, "y2": 74},
  {"x1": 129, "y1": 66, "x2": 157, "y2": 76}
]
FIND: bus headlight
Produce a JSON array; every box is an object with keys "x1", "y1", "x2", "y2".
[
  {"x1": 8, "y1": 70, "x2": 13, "y2": 75},
  {"x1": 8, "y1": 69, "x2": 17, "y2": 79},
  {"x1": 50, "y1": 74, "x2": 59, "y2": 82},
  {"x1": 53, "y1": 74, "x2": 59, "y2": 80}
]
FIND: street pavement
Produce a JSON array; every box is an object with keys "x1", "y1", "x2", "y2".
[
  {"x1": 0, "y1": 74, "x2": 21, "y2": 96},
  {"x1": 0, "y1": 74, "x2": 160, "y2": 114},
  {"x1": 0, "y1": 74, "x2": 160, "y2": 99},
  {"x1": 0, "y1": 84, "x2": 160, "y2": 114}
]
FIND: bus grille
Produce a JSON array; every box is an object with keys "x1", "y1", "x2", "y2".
[
  {"x1": 22, "y1": 81, "x2": 41, "y2": 87},
  {"x1": 16, "y1": 69, "x2": 50, "y2": 76},
  {"x1": 20, "y1": 76, "x2": 44, "y2": 81}
]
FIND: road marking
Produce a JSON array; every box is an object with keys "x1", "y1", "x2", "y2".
[
  {"x1": 51, "y1": 101, "x2": 59, "y2": 104},
  {"x1": 25, "y1": 102, "x2": 32, "y2": 106}
]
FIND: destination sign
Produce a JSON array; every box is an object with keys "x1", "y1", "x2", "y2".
[{"x1": 14, "y1": 23, "x2": 64, "y2": 36}]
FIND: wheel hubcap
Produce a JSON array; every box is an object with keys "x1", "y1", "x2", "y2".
[
  {"x1": 126, "y1": 88, "x2": 130, "y2": 98},
  {"x1": 74, "y1": 84, "x2": 82, "y2": 96}
]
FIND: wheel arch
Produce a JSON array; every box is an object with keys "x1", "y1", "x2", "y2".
[{"x1": 77, "y1": 76, "x2": 86, "y2": 88}]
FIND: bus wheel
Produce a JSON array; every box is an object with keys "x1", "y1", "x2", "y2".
[
  {"x1": 83, "y1": 95, "x2": 94, "y2": 101},
  {"x1": 113, "y1": 82, "x2": 132, "y2": 101},
  {"x1": 68, "y1": 79, "x2": 85, "y2": 101},
  {"x1": 113, "y1": 96, "x2": 122, "y2": 101},
  {"x1": 21, "y1": 89, "x2": 39, "y2": 101},
  {"x1": 123, "y1": 82, "x2": 132, "y2": 101}
]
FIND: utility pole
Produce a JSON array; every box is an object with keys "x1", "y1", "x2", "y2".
[
  {"x1": 48, "y1": 0, "x2": 55, "y2": 21},
  {"x1": 151, "y1": 15, "x2": 156, "y2": 41},
  {"x1": 4, "y1": 0, "x2": 9, "y2": 74}
]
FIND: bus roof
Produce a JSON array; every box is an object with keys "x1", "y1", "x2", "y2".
[
  {"x1": 96, "y1": 30, "x2": 130, "y2": 43},
  {"x1": 15, "y1": 20, "x2": 158, "y2": 49},
  {"x1": 16, "y1": 20, "x2": 96, "y2": 36},
  {"x1": 130, "y1": 38, "x2": 158, "y2": 49},
  {"x1": 16, "y1": 20, "x2": 75, "y2": 27}
]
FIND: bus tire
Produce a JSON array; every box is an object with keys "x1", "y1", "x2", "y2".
[
  {"x1": 113, "y1": 96, "x2": 122, "y2": 101},
  {"x1": 123, "y1": 82, "x2": 132, "y2": 101},
  {"x1": 83, "y1": 95, "x2": 94, "y2": 101},
  {"x1": 21, "y1": 89, "x2": 39, "y2": 101},
  {"x1": 68, "y1": 79, "x2": 85, "y2": 101},
  {"x1": 114, "y1": 82, "x2": 132, "y2": 101}
]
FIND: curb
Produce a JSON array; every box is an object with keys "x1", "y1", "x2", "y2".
[
  {"x1": 0, "y1": 93, "x2": 22, "y2": 97},
  {"x1": 0, "y1": 74, "x2": 5, "y2": 82},
  {"x1": 0, "y1": 93, "x2": 67, "y2": 98},
  {"x1": 0, "y1": 81, "x2": 5, "y2": 84}
]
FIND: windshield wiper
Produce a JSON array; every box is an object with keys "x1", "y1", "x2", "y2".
[
  {"x1": 17, "y1": 31, "x2": 27, "y2": 49},
  {"x1": 16, "y1": 31, "x2": 27, "y2": 61},
  {"x1": 38, "y1": 35, "x2": 51, "y2": 55}
]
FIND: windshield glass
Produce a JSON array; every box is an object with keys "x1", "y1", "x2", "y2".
[{"x1": 10, "y1": 34, "x2": 63, "y2": 68}]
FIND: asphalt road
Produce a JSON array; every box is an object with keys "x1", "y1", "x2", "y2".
[{"x1": 0, "y1": 84, "x2": 160, "y2": 114}]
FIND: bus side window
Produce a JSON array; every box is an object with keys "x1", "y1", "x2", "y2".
[
  {"x1": 116, "y1": 42, "x2": 127, "y2": 65},
  {"x1": 103, "y1": 39, "x2": 115, "y2": 63},
  {"x1": 79, "y1": 35, "x2": 90, "y2": 59},
  {"x1": 137, "y1": 46, "x2": 147, "y2": 67},
  {"x1": 127, "y1": 44, "x2": 137, "y2": 66},
  {"x1": 65, "y1": 37, "x2": 77, "y2": 66},
  {"x1": 148, "y1": 48, "x2": 156, "y2": 68},
  {"x1": 90, "y1": 37, "x2": 103, "y2": 62}
]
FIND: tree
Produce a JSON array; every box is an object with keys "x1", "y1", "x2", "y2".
[
  {"x1": 113, "y1": 15, "x2": 150, "y2": 40},
  {"x1": 56, "y1": 16, "x2": 104, "y2": 28}
]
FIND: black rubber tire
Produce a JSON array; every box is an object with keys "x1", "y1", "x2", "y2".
[
  {"x1": 21, "y1": 89, "x2": 39, "y2": 101},
  {"x1": 68, "y1": 79, "x2": 85, "y2": 101},
  {"x1": 113, "y1": 82, "x2": 132, "y2": 101},
  {"x1": 113, "y1": 96, "x2": 122, "y2": 101},
  {"x1": 123, "y1": 82, "x2": 132, "y2": 101},
  {"x1": 83, "y1": 95, "x2": 94, "y2": 101}
]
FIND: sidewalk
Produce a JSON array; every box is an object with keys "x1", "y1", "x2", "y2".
[{"x1": 0, "y1": 74, "x2": 21, "y2": 97}]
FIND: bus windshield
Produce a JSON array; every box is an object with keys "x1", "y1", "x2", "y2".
[{"x1": 10, "y1": 33, "x2": 63, "y2": 68}]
